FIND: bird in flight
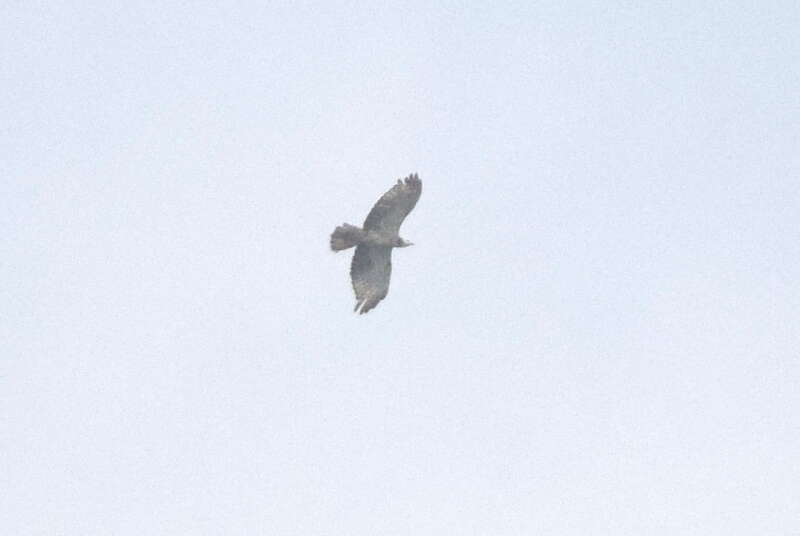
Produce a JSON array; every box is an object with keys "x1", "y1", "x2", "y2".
[{"x1": 330, "y1": 173, "x2": 422, "y2": 314}]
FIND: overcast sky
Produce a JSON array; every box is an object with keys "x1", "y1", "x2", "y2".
[{"x1": 3, "y1": 2, "x2": 799, "y2": 534}]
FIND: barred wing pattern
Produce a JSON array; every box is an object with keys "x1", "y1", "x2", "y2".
[
  {"x1": 333, "y1": 173, "x2": 421, "y2": 314},
  {"x1": 363, "y1": 174, "x2": 422, "y2": 234},
  {"x1": 351, "y1": 245, "x2": 392, "y2": 314}
]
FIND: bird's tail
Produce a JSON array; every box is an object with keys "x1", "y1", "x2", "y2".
[{"x1": 330, "y1": 223, "x2": 364, "y2": 251}]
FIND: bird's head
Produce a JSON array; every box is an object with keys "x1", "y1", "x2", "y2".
[{"x1": 395, "y1": 237, "x2": 414, "y2": 248}]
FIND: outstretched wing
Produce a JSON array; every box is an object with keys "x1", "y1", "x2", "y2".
[
  {"x1": 350, "y1": 245, "x2": 392, "y2": 314},
  {"x1": 363, "y1": 173, "x2": 422, "y2": 234}
]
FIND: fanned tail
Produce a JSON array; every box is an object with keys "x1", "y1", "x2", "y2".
[{"x1": 330, "y1": 223, "x2": 364, "y2": 251}]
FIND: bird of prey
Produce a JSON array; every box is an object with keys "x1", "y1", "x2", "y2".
[{"x1": 330, "y1": 173, "x2": 422, "y2": 314}]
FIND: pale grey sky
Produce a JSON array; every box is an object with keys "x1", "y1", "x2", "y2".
[{"x1": 3, "y1": 2, "x2": 799, "y2": 534}]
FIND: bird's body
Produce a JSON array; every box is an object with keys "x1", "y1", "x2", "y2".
[{"x1": 330, "y1": 174, "x2": 422, "y2": 314}]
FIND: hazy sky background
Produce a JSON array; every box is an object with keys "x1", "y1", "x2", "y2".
[{"x1": 3, "y1": 2, "x2": 799, "y2": 534}]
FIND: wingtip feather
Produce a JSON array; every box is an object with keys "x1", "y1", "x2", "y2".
[{"x1": 404, "y1": 173, "x2": 421, "y2": 187}]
